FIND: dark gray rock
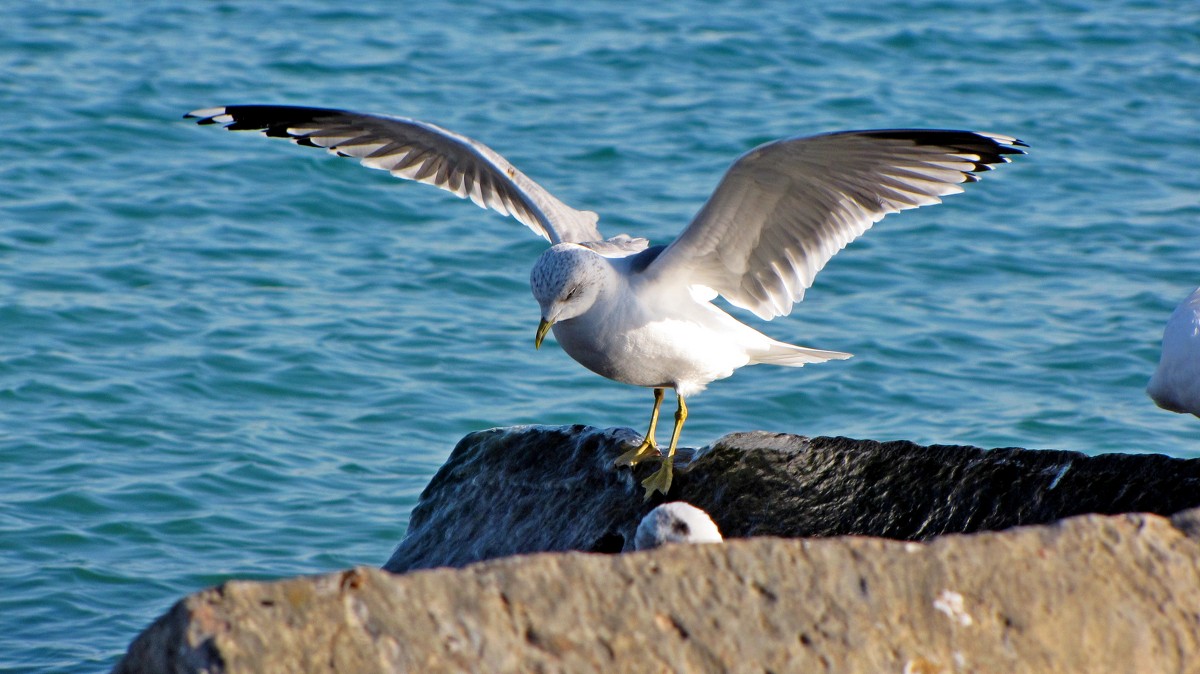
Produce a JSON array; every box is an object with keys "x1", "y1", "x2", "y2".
[
  {"x1": 385, "y1": 425, "x2": 1200, "y2": 573},
  {"x1": 384, "y1": 425, "x2": 649, "y2": 572}
]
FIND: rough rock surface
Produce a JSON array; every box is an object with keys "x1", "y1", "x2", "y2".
[
  {"x1": 384, "y1": 425, "x2": 1200, "y2": 572},
  {"x1": 115, "y1": 508, "x2": 1200, "y2": 674}
]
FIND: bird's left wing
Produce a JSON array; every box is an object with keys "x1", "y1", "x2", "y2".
[
  {"x1": 642, "y1": 129, "x2": 1026, "y2": 319},
  {"x1": 186, "y1": 105, "x2": 603, "y2": 244}
]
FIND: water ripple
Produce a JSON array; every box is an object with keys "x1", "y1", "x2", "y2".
[{"x1": 3, "y1": 1, "x2": 1199, "y2": 671}]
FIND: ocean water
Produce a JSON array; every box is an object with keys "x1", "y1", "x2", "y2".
[{"x1": 2, "y1": 0, "x2": 1197, "y2": 670}]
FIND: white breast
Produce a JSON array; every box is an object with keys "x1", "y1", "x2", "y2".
[{"x1": 550, "y1": 280, "x2": 758, "y2": 396}]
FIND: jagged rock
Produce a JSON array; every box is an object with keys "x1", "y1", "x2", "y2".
[
  {"x1": 114, "y1": 508, "x2": 1200, "y2": 674},
  {"x1": 384, "y1": 425, "x2": 1200, "y2": 572}
]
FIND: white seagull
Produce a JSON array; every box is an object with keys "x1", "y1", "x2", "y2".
[
  {"x1": 635, "y1": 502, "x2": 723, "y2": 550},
  {"x1": 1147, "y1": 287, "x2": 1200, "y2": 417},
  {"x1": 186, "y1": 105, "x2": 1025, "y2": 499}
]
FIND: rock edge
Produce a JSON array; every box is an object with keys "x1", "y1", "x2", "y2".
[{"x1": 115, "y1": 508, "x2": 1200, "y2": 674}]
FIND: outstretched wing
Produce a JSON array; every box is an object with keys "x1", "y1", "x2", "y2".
[
  {"x1": 185, "y1": 105, "x2": 604, "y2": 244},
  {"x1": 644, "y1": 129, "x2": 1026, "y2": 319}
]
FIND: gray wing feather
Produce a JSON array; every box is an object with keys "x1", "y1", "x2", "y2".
[
  {"x1": 186, "y1": 105, "x2": 603, "y2": 244},
  {"x1": 645, "y1": 129, "x2": 1025, "y2": 319},
  {"x1": 579, "y1": 233, "x2": 651, "y2": 258}
]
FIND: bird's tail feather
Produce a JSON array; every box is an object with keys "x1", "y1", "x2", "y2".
[{"x1": 752, "y1": 341, "x2": 852, "y2": 367}]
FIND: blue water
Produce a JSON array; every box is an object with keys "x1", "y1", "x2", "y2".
[{"x1": 2, "y1": 1, "x2": 1198, "y2": 670}]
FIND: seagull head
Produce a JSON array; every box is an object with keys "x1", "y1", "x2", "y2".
[
  {"x1": 634, "y1": 502, "x2": 723, "y2": 550},
  {"x1": 530, "y1": 243, "x2": 609, "y2": 349}
]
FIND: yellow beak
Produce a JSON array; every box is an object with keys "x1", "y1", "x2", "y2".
[{"x1": 535, "y1": 318, "x2": 553, "y2": 350}]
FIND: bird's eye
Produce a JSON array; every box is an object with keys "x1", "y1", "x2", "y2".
[{"x1": 565, "y1": 286, "x2": 579, "y2": 300}]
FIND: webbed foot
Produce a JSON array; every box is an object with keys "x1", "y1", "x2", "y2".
[
  {"x1": 614, "y1": 438, "x2": 661, "y2": 467},
  {"x1": 640, "y1": 460, "x2": 674, "y2": 501}
]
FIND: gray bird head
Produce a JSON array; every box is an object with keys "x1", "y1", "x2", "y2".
[{"x1": 530, "y1": 243, "x2": 610, "y2": 348}]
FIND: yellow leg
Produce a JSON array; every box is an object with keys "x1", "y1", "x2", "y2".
[
  {"x1": 641, "y1": 394, "x2": 687, "y2": 500},
  {"x1": 614, "y1": 388, "x2": 665, "y2": 467}
]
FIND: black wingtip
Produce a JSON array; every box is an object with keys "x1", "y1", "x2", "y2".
[
  {"x1": 185, "y1": 104, "x2": 354, "y2": 139},
  {"x1": 855, "y1": 129, "x2": 1028, "y2": 172}
]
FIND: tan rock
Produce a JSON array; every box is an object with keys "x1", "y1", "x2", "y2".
[{"x1": 115, "y1": 508, "x2": 1200, "y2": 674}]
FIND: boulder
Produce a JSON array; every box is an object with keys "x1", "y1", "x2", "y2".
[
  {"x1": 384, "y1": 425, "x2": 1200, "y2": 572},
  {"x1": 114, "y1": 508, "x2": 1200, "y2": 673},
  {"x1": 113, "y1": 426, "x2": 1200, "y2": 672}
]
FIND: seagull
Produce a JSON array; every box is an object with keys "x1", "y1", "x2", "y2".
[
  {"x1": 186, "y1": 105, "x2": 1025, "y2": 499},
  {"x1": 634, "y1": 502, "x2": 723, "y2": 550},
  {"x1": 1147, "y1": 286, "x2": 1200, "y2": 417}
]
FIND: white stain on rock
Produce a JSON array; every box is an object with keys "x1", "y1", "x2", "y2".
[{"x1": 933, "y1": 589, "x2": 974, "y2": 627}]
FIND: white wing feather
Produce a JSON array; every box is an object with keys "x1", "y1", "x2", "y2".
[
  {"x1": 186, "y1": 105, "x2": 603, "y2": 245},
  {"x1": 645, "y1": 129, "x2": 1025, "y2": 319}
]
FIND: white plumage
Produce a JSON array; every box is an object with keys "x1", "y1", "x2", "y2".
[
  {"x1": 635, "y1": 502, "x2": 723, "y2": 550},
  {"x1": 1147, "y1": 287, "x2": 1200, "y2": 417}
]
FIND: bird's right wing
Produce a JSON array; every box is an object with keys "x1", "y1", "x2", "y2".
[{"x1": 186, "y1": 105, "x2": 603, "y2": 244}]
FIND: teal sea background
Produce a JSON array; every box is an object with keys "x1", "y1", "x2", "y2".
[{"x1": 3, "y1": 1, "x2": 1198, "y2": 670}]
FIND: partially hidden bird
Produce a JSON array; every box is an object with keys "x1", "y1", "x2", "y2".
[
  {"x1": 635, "y1": 502, "x2": 723, "y2": 550},
  {"x1": 1147, "y1": 286, "x2": 1200, "y2": 418},
  {"x1": 186, "y1": 105, "x2": 1025, "y2": 499}
]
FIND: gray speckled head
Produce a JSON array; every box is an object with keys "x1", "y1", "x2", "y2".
[
  {"x1": 634, "y1": 502, "x2": 723, "y2": 550},
  {"x1": 530, "y1": 243, "x2": 611, "y2": 323}
]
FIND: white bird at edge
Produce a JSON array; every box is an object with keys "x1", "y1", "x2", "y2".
[
  {"x1": 185, "y1": 105, "x2": 1026, "y2": 500},
  {"x1": 1147, "y1": 286, "x2": 1200, "y2": 418}
]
